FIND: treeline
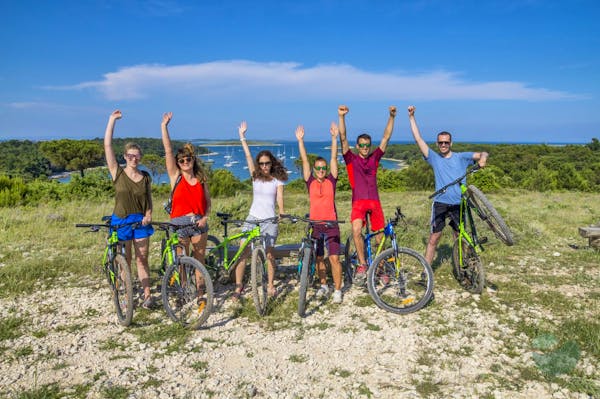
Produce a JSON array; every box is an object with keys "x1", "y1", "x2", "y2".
[
  {"x1": 1, "y1": 138, "x2": 599, "y2": 208},
  {"x1": 0, "y1": 137, "x2": 200, "y2": 179}
]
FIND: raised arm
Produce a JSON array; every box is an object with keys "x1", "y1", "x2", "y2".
[
  {"x1": 160, "y1": 112, "x2": 179, "y2": 186},
  {"x1": 408, "y1": 105, "x2": 430, "y2": 158},
  {"x1": 104, "y1": 110, "x2": 122, "y2": 180},
  {"x1": 473, "y1": 151, "x2": 489, "y2": 168},
  {"x1": 338, "y1": 105, "x2": 350, "y2": 154},
  {"x1": 329, "y1": 122, "x2": 339, "y2": 179},
  {"x1": 238, "y1": 121, "x2": 255, "y2": 177},
  {"x1": 295, "y1": 125, "x2": 311, "y2": 181},
  {"x1": 378, "y1": 106, "x2": 396, "y2": 153}
]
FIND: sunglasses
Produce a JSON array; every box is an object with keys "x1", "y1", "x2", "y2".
[
  {"x1": 314, "y1": 166, "x2": 327, "y2": 171},
  {"x1": 258, "y1": 161, "x2": 272, "y2": 167},
  {"x1": 357, "y1": 143, "x2": 371, "y2": 148},
  {"x1": 125, "y1": 154, "x2": 141, "y2": 161},
  {"x1": 437, "y1": 141, "x2": 451, "y2": 146},
  {"x1": 177, "y1": 156, "x2": 193, "y2": 164}
]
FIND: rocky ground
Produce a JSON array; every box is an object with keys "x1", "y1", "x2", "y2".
[{"x1": 0, "y1": 260, "x2": 598, "y2": 399}]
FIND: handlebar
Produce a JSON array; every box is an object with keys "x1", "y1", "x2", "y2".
[
  {"x1": 428, "y1": 164, "x2": 480, "y2": 199},
  {"x1": 285, "y1": 215, "x2": 345, "y2": 228}
]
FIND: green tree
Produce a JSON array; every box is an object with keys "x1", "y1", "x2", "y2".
[
  {"x1": 142, "y1": 154, "x2": 166, "y2": 183},
  {"x1": 39, "y1": 139, "x2": 104, "y2": 177},
  {"x1": 209, "y1": 169, "x2": 248, "y2": 197}
]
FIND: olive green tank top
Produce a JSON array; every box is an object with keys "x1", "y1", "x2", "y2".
[{"x1": 112, "y1": 166, "x2": 152, "y2": 218}]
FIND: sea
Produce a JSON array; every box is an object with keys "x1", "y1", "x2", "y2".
[
  {"x1": 190, "y1": 140, "x2": 403, "y2": 183},
  {"x1": 52, "y1": 140, "x2": 404, "y2": 183}
]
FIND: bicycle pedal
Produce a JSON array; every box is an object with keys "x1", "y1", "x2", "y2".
[{"x1": 479, "y1": 236, "x2": 488, "y2": 244}]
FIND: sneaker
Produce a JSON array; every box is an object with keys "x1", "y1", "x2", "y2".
[
  {"x1": 141, "y1": 296, "x2": 156, "y2": 310},
  {"x1": 378, "y1": 272, "x2": 390, "y2": 286},
  {"x1": 332, "y1": 290, "x2": 343, "y2": 304},
  {"x1": 315, "y1": 285, "x2": 330, "y2": 298},
  {"x1": 354, "y1": 264, "x2": 368, "y2": 286}
]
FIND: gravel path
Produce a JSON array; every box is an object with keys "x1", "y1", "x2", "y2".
[{"x1": 0, "y1": 269, "x2": 595, "y2": 399}]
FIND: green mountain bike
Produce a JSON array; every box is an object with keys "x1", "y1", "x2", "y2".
[
  {"x1": 153, "y1": 221, "x2": 214, "y2": 329},
  {"x1": 76, "y1": 217, "x2": 136, "y2": 326},
  {"x1": 429, "y1": 165, "x2": 514, "y2": 294}
]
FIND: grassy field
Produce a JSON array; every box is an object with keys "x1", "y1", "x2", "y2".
[{"x1": 0, "y1": 189, "x2": 599, "y2": 398}]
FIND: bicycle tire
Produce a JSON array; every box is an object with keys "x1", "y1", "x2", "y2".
[
  {"x1": 111, "y1": 254, "x2": 134, "y2": 326},
  {"x1": 251, "y1": 246, "x2": 268, "y2": 316},
  {"x1": 452, "y1": 237, "x2": 485, "y2": 294},
  {"x1": 162, "y1": 256, "x2": 214, "y2": 329},
  {"x1": 342, "y1": 235, "x2": 358, "y2": 289},
  {"x1": 366, "y1": 247, "x2": 434, "y2": 315},
  {"x1": 467, "y1": 185, "x2": 514, "y2": 246},
  {"x1": 297, "y1": 247, "x2": 312, "y2": 317}
]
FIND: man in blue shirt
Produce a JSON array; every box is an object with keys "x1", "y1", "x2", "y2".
[{"x1": 408, "y1": 105, "x2": 488, "y2": 266}]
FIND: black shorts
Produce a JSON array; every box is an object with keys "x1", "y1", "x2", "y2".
[{"x1": 430, "y1": 202, "x2": 460, "y2": 233}]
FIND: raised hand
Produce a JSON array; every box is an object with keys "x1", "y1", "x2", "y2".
[
  {"x1": 238, "y1": 121, "x2": 248, "y2": 139},
  {"x1": 110, "y1": 110, "x2": 122, "y2": 120},
  {"x1": 162, "y1": 112, "x2": 173, "y2": 126},
  {"x1": 295, "y1": 125, "x2": 304, "y2": 141},
  {"x1": 330, "y1": 122, "x2": 339, "y2": 137},
  {"x1": 338, "y1": 105, "x2": 349, "y2": 116},
  {"x1": 408, "y1": 105, "x2": 415, "y2": 117},
  {"x1": 389, "y1": 106, "x2": 397, "y2": 117}
]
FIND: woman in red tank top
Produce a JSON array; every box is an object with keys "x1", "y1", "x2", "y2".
[{"x1": 161, "y1": 112, "x2": 212, "y2": 302}]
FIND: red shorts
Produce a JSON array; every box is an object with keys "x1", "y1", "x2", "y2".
[{"x1": 351, "y1": 199, "x2": 385, "y2": 231}]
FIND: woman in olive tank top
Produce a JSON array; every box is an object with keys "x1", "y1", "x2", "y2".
[{"x1": 104, "y1": 110, "x2": 155, "y2": 309}]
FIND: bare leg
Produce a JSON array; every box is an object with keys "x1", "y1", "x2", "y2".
[
  {"x1": 329, "y1": 254, "x2": 342, "y2": 291},
  {"x1": 133, "y1": 237, "x2": 151, "y2": 300},
  {"x1": 351, "y1": 219, "x2": 366, "y2": 265},
  {"x1": 425, "y1": 231, "x2": 442, "y2": 266},
  {"x1": 316, "y1": 256, "x2": 327, "y2": 285}
]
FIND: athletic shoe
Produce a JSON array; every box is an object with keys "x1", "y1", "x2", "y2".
[
  {"x1": 332, "y1": 290, "x2": 343, "y2": 304},
  {"x1": 315, "y1": 285, "x2": 330, "y2": 298},
  {"x1": 141, "y1": 296, "x2": 156, "y2": 310},
  {"x1": 354, "y1": 264, "x2": 368, "y2": 286}
]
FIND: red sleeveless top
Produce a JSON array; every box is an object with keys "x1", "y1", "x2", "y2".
[{"x1": 170, "y1": 175, "x2": 207, "y2": 218}]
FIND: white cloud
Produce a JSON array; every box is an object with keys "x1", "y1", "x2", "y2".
[{"x1": 51, "y1": 60, "x2": 580, "y2": 102}]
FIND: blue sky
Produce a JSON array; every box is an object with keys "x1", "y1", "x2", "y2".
[{"x1": 1, "y1": 0, "x2": 599, "y2": 143}]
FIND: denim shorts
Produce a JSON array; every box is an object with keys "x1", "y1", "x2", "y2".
[
  {"x1": 111, "y1": 213, "x2": 154, "y2": 241},
  {"x1": 170, "y1": 215, "x2": 209, "y2": 238}
]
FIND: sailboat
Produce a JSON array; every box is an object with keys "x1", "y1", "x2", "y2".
[{"x1": 289, "y1": 147, "x2": 297, "y2": 160}]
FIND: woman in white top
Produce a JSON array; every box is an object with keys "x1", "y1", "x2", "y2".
[{"x1": 233, "y1": 121, "x2": 288, "y2": 300}]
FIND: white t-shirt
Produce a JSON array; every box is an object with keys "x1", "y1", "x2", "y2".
[{"x1": 248, "y1": 178, "x2": 283, "y2": 219}]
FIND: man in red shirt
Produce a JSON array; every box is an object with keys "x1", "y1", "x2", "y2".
[{"x1": 339, "y1": 105, "x2": 397, "y2": 285}]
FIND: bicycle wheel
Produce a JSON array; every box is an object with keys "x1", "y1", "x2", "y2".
[
  {"x1": 467, "y1": 185, "x2": 514, "y2": 246},
  {"x1": 342, "y1": 235, "x2": 358, "y2": 288},
  {"x1": 452, "y1": 237, "x2": 485, "y2": 294},
  {"x1": 111, "y1": 254, "x2": 134, "y2": 326},
  {"x1": 367, "y1": 247, "x2": 434, "y2": 315},
  {"x1": 162, "y1": 256, "x2": 214, "y2": 329},
  {"x1": 251, "y1": 246, "x2": 268, "y2": 316},
  {"x1": 297, "y1": 247, "x2": 312, "y2": 317}
]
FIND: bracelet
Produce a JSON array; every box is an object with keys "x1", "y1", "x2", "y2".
[{"x1": 240, "y1": 138, "x2": 246, "y2": 142}]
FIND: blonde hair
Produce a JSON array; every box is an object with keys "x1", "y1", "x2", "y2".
[{"x1": 124, "y1": 142, "x2": 142, "y2": 156}]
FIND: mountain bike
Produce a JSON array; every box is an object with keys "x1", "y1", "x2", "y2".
[
  {"x1": 290, "y1": 216, "x2": 343, "y2": 317},
  {"x1": 203, "y1": 213, "x2": 280, "y2": 316},
  {"x1": 344, "y1": 208, "x2": 434, "y2": 314},
  {"x1": 75, "y1": 216, "x2": 136, "y2": 326},
  {"x1": 429, "y1": 165, "x2": 514, "y2": 294},
  {"x1": 152, "y1": 222, "x2": 214, "y2": 329}
]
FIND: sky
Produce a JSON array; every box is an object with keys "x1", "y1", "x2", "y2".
[{"x1": 1, "y1": 0, "x2": 599, "y2": 144}]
